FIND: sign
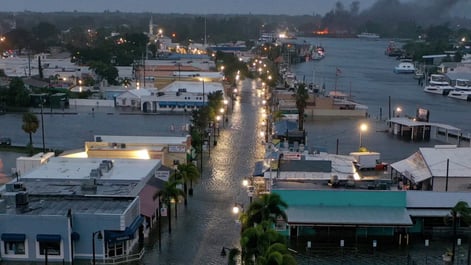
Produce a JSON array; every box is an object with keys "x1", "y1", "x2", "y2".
[
  {"x1": 168, "y1": 145, "x2": 186, "y2": 153},
  {"x1": 160, "y1": 207, "x2": 167, "y2": 217},
  {"x1": 283, "y1": 152, "x2": 301, "y2": 160},
  {"x1": 155, "y1": 170, "x2": 170, "y2": 181}
]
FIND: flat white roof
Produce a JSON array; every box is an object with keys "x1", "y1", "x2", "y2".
[
  {"x1": 21, "y1": 157, "x2": 160, "y2": 180},
  {"x1": 95, "y1": 135, "x2": 189, "y2": 145},
  {"x1": 391, "y1": 146, "x2": 471, "y2": 182},
  {"x1": 163, "y1": 81, "x2": 224, "y2": 94},
  {"x1": 388, "y1": 117, "x2": 461, "y2": 131},
  {"x1": 420, "y1": 146, "x2": 471, "y2": 177}
]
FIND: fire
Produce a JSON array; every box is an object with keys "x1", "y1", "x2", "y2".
[{"x1": 314, "y1": 28, "x2": 329, "y2": 35}]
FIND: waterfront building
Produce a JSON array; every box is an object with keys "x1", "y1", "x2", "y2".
[
  {"x1": 0, "y1": 191, "x2": 140, "y2": 264},
  {"x1": 1, "y1": 157, "x2": 162, "y2": 263},
  {"x1": 391, "y1": 145, "x2": 471, "y2": 192},
  {"x1": 272, "y1": 187, "x2": 471, "y2": 249},
  {"x1": 83, "y1": 135, "x2": 194, "y2": 168},
  {"x1": 140, "y1": 80, "x2": 226, "y2": 112}
]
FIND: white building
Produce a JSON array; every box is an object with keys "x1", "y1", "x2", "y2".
[
  {"x1": 140, "y1": 80, "x2": 225, "y2": 112},
  {"x1": 391, "y1": 145, "x2": 471, "y2": 192}
]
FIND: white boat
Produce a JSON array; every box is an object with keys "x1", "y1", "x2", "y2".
[
  {"x1": 423, "y1": 74, "x2": 454, "y2": 95},
  {"x1": 394, "y1": 62, "x2": 415, "y2": 74},
  {"x1": 357, "y1": 32, "x2": 380, "y2": 39},
  {"x1": 448, "y1": 79, "x2": 471, "y2": 101}
]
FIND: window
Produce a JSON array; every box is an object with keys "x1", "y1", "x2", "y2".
[
  {"x1": 39, "y1": 241, "x2": 61, "y2": 256},
  {"x1": 4, "y1": 241, "x2": 25, "y2": 255},
  {"x1": 1, "y1": 234, "x2": 27, "y2": 257},
  {"x1": 36, "y1": 234, "x2": 62, "y2": 258},
  {"x1": 106, "y1": 242, "x2": 126, "y2": 257}
]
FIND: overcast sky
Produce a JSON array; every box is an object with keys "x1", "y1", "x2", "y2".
[{"x1": 3, "y1": 0, "x2": 378, "y2": 15}]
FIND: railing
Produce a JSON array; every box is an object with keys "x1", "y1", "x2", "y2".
[{"x1": 94, "y1": 248, "x2": 145, "y2": 265}]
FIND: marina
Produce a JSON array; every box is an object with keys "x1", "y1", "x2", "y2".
[{"x1": 285, "y1": 37, "x2": 471, "y2": 164}]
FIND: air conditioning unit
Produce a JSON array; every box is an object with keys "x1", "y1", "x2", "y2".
[{"x1": 15, "y1": 192, "x2": 29, "y2": 207}]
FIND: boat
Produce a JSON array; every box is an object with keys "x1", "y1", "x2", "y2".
[
  {"x1": 311, "y1": 46, "x2": 325, "y2": 60},
  {"x1": 394, "y1": 61, "x2": 415, "y2": 74},
  {"x1": 385, "y1": 41, "x2": 403, "y2": 57},
  {"x1": 357, "y1": 32, "x2": 380, "y2": 39},
  {"x1": 423, "y1": 74, "x2": 454, "y2": 95},
  {"x1": 447, "y1": 79, "x2": 471, "y2": 101}
]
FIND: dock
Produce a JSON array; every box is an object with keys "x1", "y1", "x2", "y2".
[{"x1": 387, "y1": 117, "x2": 471, "y2": 146}]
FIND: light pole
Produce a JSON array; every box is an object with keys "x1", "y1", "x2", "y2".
[
  {"x1": 359, "y1": 123, "x2": 368, "y2": 149},
  {"x1": 92, "y1": 230, "x2": 103, "y2": 265},
  {"x1": 40, "y1": 95, "x2": 46, "y2": 153}
]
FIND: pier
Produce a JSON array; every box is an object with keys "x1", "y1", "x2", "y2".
[{"x1": 387, "y1": 117, "x2": 471, "y2": 146}]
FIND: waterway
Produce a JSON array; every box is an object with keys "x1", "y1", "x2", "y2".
[{"x1": 293, "y1": 37, "x2": 470, "y2": 162}]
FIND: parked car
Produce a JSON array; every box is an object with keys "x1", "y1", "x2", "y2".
[{"x1": 0, "y1": 137, "x2": 11, "y2": 146}]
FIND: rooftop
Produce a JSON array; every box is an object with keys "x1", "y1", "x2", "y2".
[
  {"x1": 20, "y1": 157, "x2": 160, "y2": 181},
  {"x1": 0, "y1": 194, "x2": 135, "y2": 216}
]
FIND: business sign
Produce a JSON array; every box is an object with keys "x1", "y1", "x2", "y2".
[
  {"x1": 160, "y1": 207, "x2": 168, "y2": 217},
  {"x1": 168, "y1": 145, "x2": 186, "y2": 153},
  {"x1": 155, "y1": 170, "x2": 170, "y2": 181},
  {"x1": 283, "y1": 152, "x2": 301, "y2": 160}
]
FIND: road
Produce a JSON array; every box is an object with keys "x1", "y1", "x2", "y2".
[{"x1": 140, "y1": 78, "x2": 265, "y2": 265}]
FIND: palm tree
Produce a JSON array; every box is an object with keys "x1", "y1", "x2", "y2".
[
  {"x1": 22, "y1": 112, "x2": 39, "y2": 155},
  {"x1": 447, "y1": 201, "x2": 471, "y2": 264},
  {"x1": 243, "y1": 193, "x2": 288, "y2": 229},
  {"x1": 157, "y1": 180, "x2": 185, "y2": 234},
  {"x1": 240, "y1": 221, "x2": 292, "y2": 265},
  {"x1": 258, "y1": 243, "x2": 297, "y2": 265},
  {"x1": 174, "y1": 163, "x2": 200, "y2": 206},
  {"x1": 294, "y1": 83, "x2": 309, "y2": 131}
]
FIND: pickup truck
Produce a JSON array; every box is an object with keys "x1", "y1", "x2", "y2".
[{"x1": 0, "y1": 137, "x2": 11, "y2": 146}]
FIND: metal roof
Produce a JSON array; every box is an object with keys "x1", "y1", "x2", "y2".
[
  {"x1": 95, "y1": 135, "x2": 189, "y2": 145},
  {"x1": 286, "y1": 206, "x2": 412, "y2": 226},
  {"x1": 20, "y1": 157, "x2": 160, "y2": 181},
  {"x1": 2, "y1": 195, "x2": 135, "y2": 216},
  {"x1": 388, "y1": 117, "x2": 460, "y2": 131},
  {"x1": 420, "y1": 146, "x2": 471, "y2": 177},
  {"x1": 391, "y1": 146, "x2": 471, "y2": 183},
  {"x1": 406, "y1": 191, "x2": 471, "y2": 208}
]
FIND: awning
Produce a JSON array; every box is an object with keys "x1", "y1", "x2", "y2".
[
  {"x1": 105, "y1": 215, "x2": 144, "y2": 243},
  {"x1": 407, "y1": 209, "x2": 450, "y2": 217},
  {"x1": 1, "y1": 233, "x2": 26, "y2": 242},
  {"x1": 36, "y1": 234, "x2": 61, "y2": 243},
  {"x1": 253, "y1": 161, "x2": 268, "y2": 177},
  {"x1": 390, "y1": 152, "x2": 431, "y2": 183},
  {"x1": 286, "y1": 206, "x2": 412, "y2": 226}
]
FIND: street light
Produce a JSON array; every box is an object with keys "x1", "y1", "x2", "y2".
[
  {"x1": 232, "y1": 203, "x2": 244, "y2": 215},
  {"x1": 40, "y1": 95, "x2": 46, "y2": 153},
  {"x1": 359, "y1": 123, "x2": 368, "y2": 149},
  {"x1": 396, "y1": 107, "x2": 402, "y2": 117},
  {"x1": 92, "y1": 230, "x2": 103, "y2": 265}
]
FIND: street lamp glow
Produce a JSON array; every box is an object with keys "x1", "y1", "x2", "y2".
[
  {"x1": 216, "y1": 115, "x2": 221, "y2": 121},
  {"x1": 396, "y1": 107, "x2": 402, "y2": 117},
  {"x1": 224, "y1": 99, "x2": 228, "y2": 105},
  {"x1": 232, "y1": 205, "x2": 241, "y2": 214},
  {"x1": 359, "y1": 123, "x2": 368, "y2": 148},
  {"x1": 220, "y1": 108, "x2": 224, "y2": 114},
  {"x1": 242, "y1": 179, "x2": 249, "y2": 187}
]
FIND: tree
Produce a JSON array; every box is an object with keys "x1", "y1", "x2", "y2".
[
  {"x1": 8, "y1": 78, "x2": 30, "y2": 107},
  {"x1": 243, "y1": 193, "x2": 288, "y2": 230},
  {"x1": 22, "y1": 112, "x2": 39, "y2": 155},
  {"x1": 240, "y1": 221, "x2": 295, "y2": 265},
  {"x1": 174, "y1": 163, "x2": 200, "y2": 206},
  {"x1": 294, "y1": 83, "x2": 309, "y2": 131},
  {"x1": 157, "y1": 180, "x2": 185, "y2": 234},
  {"x1": 446, "y1": 201, "x2": 471, "y2": 264}
]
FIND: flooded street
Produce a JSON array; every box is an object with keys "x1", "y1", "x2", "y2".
[{"x1": 140, "y1": 78, "x2": 265, "y2": 264}]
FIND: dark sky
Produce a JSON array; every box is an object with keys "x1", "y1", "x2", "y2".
[{"x1": 3, "y1": 0, "x2": 378, "y2": 15}]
